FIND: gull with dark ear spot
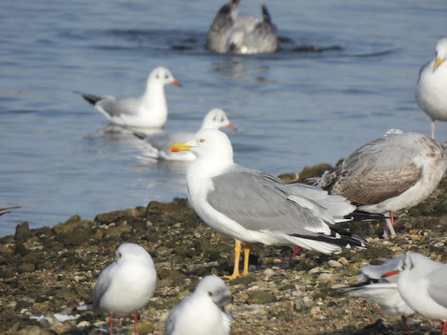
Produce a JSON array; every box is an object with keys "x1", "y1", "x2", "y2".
[
  {"x1": 206, "y1": 0, "x2": 278, "y2": 54},
  {"x1": 165, "y1": 276, "x2": 232, "y2": 335},
  {"x1": 77, "y1": 66, "x2": 181, "y2": 128},
  {"x1": 338, "y1": 254, "x2": 414, "y2": 335},
  {"x1": 135, "y1": 108, "x2": 236, "y2": 161},
  {"x1": 382, "y1": 253, "x2": 447, "y2": 335},
  {"x1": 170, "y1": 129, "x2": 364, "y2": 279},
  {"x1": 416, "y1": 37, "x2": 447, "y2": 139},
  {"x1": 316, "y1": 129, "x2": 447, "y2": 239},
  {"x1": 77, "y1": 243, "x2": 157, "y2": 335}
]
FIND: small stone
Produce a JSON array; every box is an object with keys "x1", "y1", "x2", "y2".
[
  {"x1": 17, "y1": 263, "x2": 35, "y2": 273},
  {"x1": 93, "y1": 230, "x2": 104, "y2": 239},
  {"x1": 337, "y1": 257, "x2": 349, "y2": 266},
  {"x1": 316, "y1": 273, "x2": 335, "y2": 283},
  {"x1": 328, "y1": 260, "x2": 343, "y2": 268}
]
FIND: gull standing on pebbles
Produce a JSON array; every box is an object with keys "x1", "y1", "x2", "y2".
[
  {"x1": 383, "y1": 253, "x2": 447, "y2": 335},
  {"x1": 316, "y1": 129, "x2": 447, "y2": 239},
  {"x1": 339, "y1": 255, "x2": 414, "y2": 335},
  {"x1": 78, "y1": 243, "x2": 157, "y2": 335},
  {"x1": 170, "y1": 129, "x2": 364, "y2": 279},
  {"x1": 136, "y1": 108, "x2": 236, "y2": 161},
  {"x1": 206, "y1": 0, "x2": 278, "y2": 54},
  {"x1": 165, "y1": 276, "x2": 232, "y2": 335},
  {"x1": 79, "y1": 66, "x2": 181, "y2": 128},
  {"x1": 416, "y1": 37, "x2": 447, "y2": 139}
]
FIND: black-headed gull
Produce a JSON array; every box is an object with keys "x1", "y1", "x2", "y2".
[
  {"x1": 416, "y1": 37, "x2": 447, "y2": 139},
  {"x1": 340, "y1": 255, "x2": 414, "y2": 335},
  {"x1": 137, "y1": 108, "x2": 235, "y2": 161},
  {"x1": 383, "y1": 253, "x2": 447, "y2": 335},
  {"x1": 78, "y1": 243, "x2": 157, "y2": 335},
  {"x1": 165, "y1": 276, "x2": 232, "y2": 335},
  {"x1": 170, "y1": 129, "x2": 364, "y2": 279},
  {"x1": 206, "y1": 0, "x2": 278, "y2": 54},
  {"x1": 316, "y1": 129, "x2": 447, "y2": 239},
  {"x1": 79, "y1": 66, "x2": 181, "y2": 128}
]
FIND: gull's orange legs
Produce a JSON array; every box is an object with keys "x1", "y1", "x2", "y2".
[{"x1": 242, "y1": 243, "x2": 251, "y2": 276}]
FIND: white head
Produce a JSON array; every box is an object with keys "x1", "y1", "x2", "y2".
[
  {"x1": 170, "y1": 129, "x2": 234, "y2": 162},
  {"x1": 115, "y1": 243, "x2": 154, "y2": 268},
  {"x1": 200, "y1": 109, "x2": 236, "y2": 130},
  {"x1": 194, "y1": 276, "x2": 231, "y2": 307},
  {"x1": 148, "y1": 66, "x2": 182, "y2": 87},
  {"x1": 434, "y1": 37, "x2": 447, "y2": 70}
]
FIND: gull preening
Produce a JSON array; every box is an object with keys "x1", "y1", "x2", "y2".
[
  {"x1": 79, "y1": 66, "x2": 181, "y2": 128},
  {"x1": 317, "y1": 129, "x2": 447, "y2": 238},
  {"x1": 340, "y1": 255, "x2": 414, "y2": 335},
  {"x1": 206, "y1": 0, "x2": 278, "y2": 54},
  {"x1": 136, "y1": 108, "x2": 235, "y2": 161},
  {"x1": 383, "y1": 253, "x2": 447, "y2": 335},
  {"x1": 78, "y1": 243, "x2": 157, "y2": 335},
  {"x1": 165, "y1": 276, "x2": 233, "y2": 335},
  {"x1": 170, "y1": 129, "x2": 364, "y2": 279},
  {"x1": 416, "y1": 37, "x2": 447, "y2": 139}
]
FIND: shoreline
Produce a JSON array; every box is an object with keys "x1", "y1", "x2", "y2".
[{"x1": 1, "y1": 168, "x2": 447, "y2": 335}]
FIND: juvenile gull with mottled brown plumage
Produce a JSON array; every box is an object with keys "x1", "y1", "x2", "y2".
[{"x1": 317, "y1": 129, "x2": 447, "y2": 238}]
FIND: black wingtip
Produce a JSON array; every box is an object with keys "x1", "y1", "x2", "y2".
[
  {"x1": 0, "y1": 206, "x2": 21, "y2": 216},
  {"x1": 75, "y1": 91, "x2": 102, "y2": 106},
  {"x1": 133, "y1": 132, "x2": 146, "y2": 140},
  {"x1": 262, "y1": 5, "x2": 272, "y2": 23}
]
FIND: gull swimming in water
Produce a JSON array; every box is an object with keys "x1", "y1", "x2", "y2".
[
  {"x1": 79, "y1": 66, "x2": 181, "y2": 128},
  {"x1": 316, "y1": 129, "x2": 447, "y2": 238},
  {"x1": 206, "y1": 0, "x2": 278, "y2": 54},
  {"x1": 78, "y1": 243, "x2": 157, "y2": 335},
  {"x1": 136, "y1": 108, "x2": 236, "y2": 161},
  {"x1": 416, "y1": 37, "x2": 447, "y2": 139},
  {"x1": 339, "y1": 255, "x2": 414, "y2": 335},
  {"x1": 383, "y1": 253, "x2": 447, "y2": 335},
  {"x1": 170, "y1": 129, "x2": 364, "y2": 279},
  {"x1": 165, "y1": 276, "x2": 233, "y2": 335}
]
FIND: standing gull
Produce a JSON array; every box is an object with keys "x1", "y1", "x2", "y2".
[
  {"x1": 206, "y1": 0, "x2": 278, "y2": 54},
  {"x1": 339, "y1": 255, "x2": 414, "y2": 335},
  {"x1": 416, "y1": 37, "x2": 447, "y2": 139},
  {"x1": 383, "y1": 253, "x2": 447, "y2": 335},
  {"x1": 317, "y1": 129, "x2": 447, "y2": 238},
  {"x1": 78, "y1": 243, "x2": 157, "y2": 335},
  {"x1": 170, "y1": 129, "x2": 364, "y2": 279},
  {"x1": 79, "y1": 66, "x2": 181, "y2": 128},
  {"x1": 165, "y1": 276, "x2": 232, "y2": 335},
  {"x1": 136, "y1": 108, "x2": 236, "y2": 161}
]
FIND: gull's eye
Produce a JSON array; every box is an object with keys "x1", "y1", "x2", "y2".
[
  {"x1": 165, "y1": 74, "x2": 169, "y2": 79},
  {"x1": 221, "y1": 117, "x2": 224, "y2": 122},
  {"x1": 208, "y1": 291, "x2": 213, "y2": 296},
  {"x1": 199, "y1": 138, "x2": 205, "y2": 143},
  {"x1": 117, "y1": 252, "x2": 122, "y2": 258}
]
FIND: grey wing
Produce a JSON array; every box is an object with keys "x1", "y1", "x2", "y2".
[
  {"x1": 207, "y1": 166, "x2": 332, "y2": 236},
  {"x1": 98, "y1": 97, "x2": 140, "y2": 117},
  {"x1": 206, "y1": 1, "x2": 239, "y2": 52},
  {"x1": 330, "y1": 135, "x2": 422, "y2": 204},
  {"x1": 252, "y1": 6, "x2": 278, "y2": 52},
  {"x1": 426, "y1": 268, "x2": 447, "y2": 309},
  {"x1": 92, "y1": 262, "x2": 117, "y2": 309}
]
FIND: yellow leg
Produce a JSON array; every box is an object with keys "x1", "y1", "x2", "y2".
[
  {"x1": 242, "y1": 243, "x2": 250, "y2": 276},
  {"x1": 223, "y1": 241, "x2": 242, "y2": 279}
]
